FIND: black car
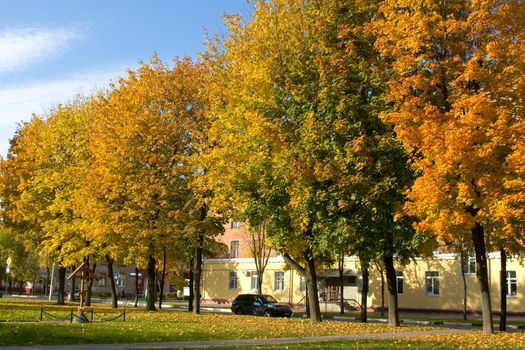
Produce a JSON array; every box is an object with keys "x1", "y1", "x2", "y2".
[{"x1": 231, "y1": 294, "x2": 293, "y2": 317}]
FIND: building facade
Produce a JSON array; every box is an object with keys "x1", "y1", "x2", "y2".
[{"x1": 202, "y1": 221, "x2": 525, "y2": 314}]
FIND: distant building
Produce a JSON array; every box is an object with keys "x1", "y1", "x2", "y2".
[{"x1": 202, "y1": 221, "x2": 525, "y2": 314}]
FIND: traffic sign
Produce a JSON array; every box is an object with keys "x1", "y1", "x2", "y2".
[{"x1": 6, "y1": 257, "x2": 11, "y2": 265}]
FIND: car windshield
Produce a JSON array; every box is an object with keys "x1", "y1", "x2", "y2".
[{"x1": 261, "y1": 295, "x2": 278, "y2": 303}]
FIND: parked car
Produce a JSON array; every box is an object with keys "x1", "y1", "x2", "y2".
[{"x1": 231, "y1": 294, "x2": 292, "y2": 317}]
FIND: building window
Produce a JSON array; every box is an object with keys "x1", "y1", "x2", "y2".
[
  {"x1": 229, "y1": 272, "x2": 237, "y2": 290},
  {"x1": 97, "y1": 277, "x2": 106, "y2": 286},
  {"x1": 251, "y1": 271, "x2": 259, "y2": 290},
  {"x1": 231, "y1": 221, "x2": 241, "y2": 229},
  {"x1": 357, "y1": 275, "x2": 369, "y2": 294},
  {"x1": 274, "y1": 271, "x2": 284, "y2": 291},
  {"x1": 507, "y1": 271, "x2": 517, "y2": 296},
  {"x1": 462, "y1": 256, "x2": 476, "y2": 274},
  {"x1": 230, "y1": 240, "x2": 239, "y2": 258},
  {"x1": 396, "y1": 272, "x2": 404, "y2": 294},
  {"x1": 299, "y1": 275, "x2": 306, "y2": 292},
  {"x1": 116, "y1": 275, "x2": 125, "y2": 287},
  {"x1": 425, "y1": 272, "x2": 439, "y2": 295}
]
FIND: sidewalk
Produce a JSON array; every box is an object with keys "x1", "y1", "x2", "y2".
[{"x1": 0, "y1": 329, "x2": 467, "y2": 350}]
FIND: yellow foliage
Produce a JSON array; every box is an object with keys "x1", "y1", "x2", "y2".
[{"x1": 376, "y1": 0, "x2": 525, "y2": 246}]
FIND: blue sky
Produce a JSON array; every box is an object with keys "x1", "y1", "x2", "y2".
[{"x1": 0, "y1": 0, "x2": 250, "y2": 157}]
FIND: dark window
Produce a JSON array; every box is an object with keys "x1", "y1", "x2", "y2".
[
  {"x1": 230, "y1": 240, "x2": 239, "y2": 258},
  {"x1": 299, "y1": 275, "x2": 306, "y2": 292},
  {"x1": 260, "y1": 295, "x2": 278, "y2": 303},
  {"x1": 396, "y1": 272, "x2": 404, "y2": 294},
  {"x1": 229, "y1": 272, "x2": 237, "y2": 290},
  {"x1": 462, "y1": 257, "x2": 476, "y2": 274}
]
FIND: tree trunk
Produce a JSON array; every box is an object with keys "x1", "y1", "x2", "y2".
[
  {"x1": 499, "y1": 247, "x2": 507, "y2": 332},
  {"x1": 146, "y1": 255, "x2": 157, "y2": 311},
  {"x1": 305, "y1": 287, "x2": 310, "y2": 319},
  {"x1": 86, "y1": 262, "x2": 96, "y2": 307},
  {"x1": 281, "y1": 252, "x2": 317, "y2": 320},
  {"x1": 251, "y1": 223, "x2": 271, "y2": 296},
  {"x1": 193, "y1": 233, "x2": 204, "y2": 314},
  {"x1": 18, "y1": 280, "x2": 23, "y2": 295},
  {"x1": 159, "y1": 248, "x2": 166, "y2": 310},
  {"x1": 380, "y1": 268, "x2": 385, "y2": 318},
  {"x1": 338, "y1": 254, "x2": 345, "y2": 314},
  {"x1": 188, "y1": 258, "x2": 194, "y2": 312},
  {"x1": 383, "y1": 254, "x2": 399, "y2": 326},
  {"x1": 106, "y1": 256, "x2": 118, "y2": 308},
  {"x1": 68, "y1": 264, "x2": 76, "y2": 301},
  {"x1": 255, "y1": 267, "x2": 262, "y2": 294},
  {"x1": 360, "y1": 266, "x2": 369, "y2": 323},
  {"x1": 460, "y1": 249, "x2": 468, "y2": 321},
  {"x1": 472, "y1": 222, "x2": 493, "y2": 333},
  {"x1": 304, "y1": 251, "x2": 321, "y2": 322},
  {"x1": 134, "y1": 266, "x2": 139, "y2": 308},
  {"x1": 57, "y1": 266, "x2": 66, "y2": 305}
]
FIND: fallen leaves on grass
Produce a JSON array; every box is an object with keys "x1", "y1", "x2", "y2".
[{"x1": 410, "y1": 331, "x2": 525, "y2": 349}]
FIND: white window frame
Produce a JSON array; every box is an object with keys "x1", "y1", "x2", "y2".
[
  {"x1": 229, "y1": 271, "x2": 237, "y2": 290},
  {"x1": 274, "y1": 271, "x2": 284, "y2": 291},
  {"x1": 231, "y1": 221, "x2": 241, "y2": 229},
  {"x1": 230, "y1": 240, "x2": 239, "y2": 258},
  {"x1": 250, "y1": 271, "x2": 259, "y2": 290},
  {"x1": 425, "y1": 271, "x2": 439, "y2": 296},
  {"x1": 116, "y1": 275, "x2": 125, "y2": 288},
  {"x1": 97, "y1": 276, "x2": 106, "y2": 287},
  {"x1": 462, "y1": 257, "x2": 476, "y2": 274},
  {"x1": 507, "y1": 271, "x2": 517, "y2": 296},
  {"x1": 299, "y1": 275, "x2": 306, "y2": 292}
]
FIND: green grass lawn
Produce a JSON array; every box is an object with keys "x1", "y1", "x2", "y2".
[
  {"x1": 212, "y1": 336, "x2": 525, "y2": 350},
  {"x1": 0, "y1": 298, "x2": 427, "y2": 346},
  {"x1": 0, "y1": 299, "x2": 524, "y2": 349},
  {"x1": 293, "y1": 310, "x2": 525, "y2": 328}
]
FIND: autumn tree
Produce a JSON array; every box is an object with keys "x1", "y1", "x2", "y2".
[
  {"x1": 0, "y1": 100, "x2": 94, "y2": 303},
  {"x1": 0, "y1": 228, "x2": 40, "y2": 294},
  {"x1": 375, "y1": 0, "x2": 525, "y2": 333},
  {"x1": 87, "y1": 55, "x2": 213, "y2": 311},
  {"x1": 244, "y1": 222, "x2": 272, "y2": 295},
  {"x1": 203, "y1": 0, "x2": 337, "y2": 322},
  {"x1": 202, "y1": 0, "x2": 421, "y2": 323},
  {"x1": 0, "y1": 118, "x2": 46, "y2": 296}
]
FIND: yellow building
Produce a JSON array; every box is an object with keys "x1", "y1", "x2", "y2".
[{"x1": 202, "y1": 222, "x2": 524, "y2": 314}]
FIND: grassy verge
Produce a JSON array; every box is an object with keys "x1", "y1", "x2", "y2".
[
  {"x1": 0, "y1": 299, "x2": 429, "y2": 346},
  {"x1": 0, "y1": 299, "x2": 524, "y2": 349},
  {"x1": 294, "y1": 311, "x2": 525, "y2": 327},
  {"x1": 210, "y1": 334, "x2": 525, "y2": 350}
]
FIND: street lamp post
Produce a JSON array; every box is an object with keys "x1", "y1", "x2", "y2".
[{"x1": 5, "y1": 257, "x2": 12, "y2": 295}]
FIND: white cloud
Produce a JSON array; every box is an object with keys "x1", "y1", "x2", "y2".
[
  {"x1": 0, "y1": 65, "x2": 131, "y2": 158},
  {"x1": 0, "y1": 26, "x2": 83, "y2": 74}
]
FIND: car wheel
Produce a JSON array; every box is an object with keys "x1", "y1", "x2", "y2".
[
  {"x1": 234, "y1": 308, "x2": 243, "y2": 315},
  {"x1": 264, "y1": 310, "x2": 272, "y2": 317}
]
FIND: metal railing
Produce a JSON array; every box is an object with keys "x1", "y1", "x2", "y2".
[{"x1": 39, "y1": 305, "x2": 125, "y2": 323}]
